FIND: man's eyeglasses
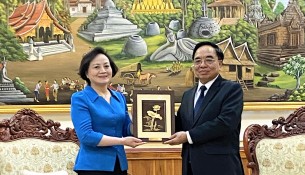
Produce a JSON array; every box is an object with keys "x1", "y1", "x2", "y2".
[{"x1": 193, "y1": 58, "x2": 217, "y2": 66}]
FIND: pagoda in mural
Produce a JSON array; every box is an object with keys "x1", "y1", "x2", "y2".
[
  {"x1": 207, "y1": 0, "x2": 245, "y2": 26},
  {"x1": 131, "y1": 0, "x2": 180, "y2": 14},
  {"x1": 78, "y1": 0, "x2": 141, "y2": 42},
  {"x1": 257, "y1": 0, "x2": 305, "y2": 68},
  {"x1": 8, "y1": 0, "x2": 74, "y2": 60}
]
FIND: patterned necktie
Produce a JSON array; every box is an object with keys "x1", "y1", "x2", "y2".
[{"x1": 194, "y1": 86, "x2": 207, "y2": 118}]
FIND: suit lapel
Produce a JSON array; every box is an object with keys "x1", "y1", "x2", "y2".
[
  {"x1": 192, "y1": 76, "x2": 222, "y2": 126},
  {"x1": 185, "y1": 87, "x2": 197, "y2": 124}
]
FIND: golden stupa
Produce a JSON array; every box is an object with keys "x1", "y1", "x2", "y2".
[{"x1": 131, "y1": 0, "x2": 181, "y2": 14}]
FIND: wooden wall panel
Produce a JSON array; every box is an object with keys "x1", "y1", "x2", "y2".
[{"x1": 126, "y1": 147, "x2": 251, "y2": 175}]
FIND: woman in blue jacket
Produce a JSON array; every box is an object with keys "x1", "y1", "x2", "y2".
[{"x1": 71, "y1": 47, "x2": 145, "y2": 175}]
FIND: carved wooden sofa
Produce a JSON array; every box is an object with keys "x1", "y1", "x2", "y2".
[
  {"x1": 243, "y1": 106, "x2": 305, "y2": 175},
  {"x1": 0, "y1": 108, "x2": 79, "y2": 175}
]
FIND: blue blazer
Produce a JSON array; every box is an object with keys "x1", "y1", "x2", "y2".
[
  {"x1": 71, "y1": 86, "x2": 132, "y2": 171},
  {"x1": 176, "y1": 76, "x2": 244, "y2": 175}
]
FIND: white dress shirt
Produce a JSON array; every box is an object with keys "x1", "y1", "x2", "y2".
[{"x1": 186, "y1": 75, "x2": 219, "y2": 144}]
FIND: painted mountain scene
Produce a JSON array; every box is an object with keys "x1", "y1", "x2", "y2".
[{"x1": 0, "y1": 0, "x2": 305, "y2": 105}]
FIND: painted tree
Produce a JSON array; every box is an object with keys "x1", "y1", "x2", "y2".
[
  {"x1": 259, "y1": 0, "x2": 285, "y2": 21},
  {"x1": 57, "y1": 10, "x2": 71, "y2": 31},
  {"x1": 0, "y1": 0, "x2": 19, "y2": 25},
  {"x1": 115, "y1": 0, "x2": 133, "y2": 18},
  {"x1": 209, "y1": 19, "x2": 258, "y2": 60},
  {"x1": 298, "y1": 0, "x2": 305, "y2": 13},
  {"x1": 0, "y1": 24, "x2": 27, "y2": 61},
  {"x1": 282, "y1": 54, "x2": 305, "y2": 90},
  {"x1": 268, "y1": 0, "x2": 276, "y2": 9},
  {"x1": 0, "y1": 2, "x2": 5, "y2": 24},
  {"x1": 185, "y1": 0, "x2": 203, "y2": 29},
  {"x1": 274, "y1": 2, "x2": 285, "y2": 16},
  {"x1": 240, "y1": 0, "x2": 252, "y2": 14},
  {"x1": 259, "y1": 0, "x2": 275, "y2": 20},
  {"x1": 180, "y1": 0, "x2": 187, "y2": 30}
]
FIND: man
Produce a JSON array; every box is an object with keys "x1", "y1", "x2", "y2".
[
  {"x1": 34, "y1": 80, "x2": 42, "y2": 102},
  {"x1": 164, "y1": 41, "x2": 244, "y2": 175}
]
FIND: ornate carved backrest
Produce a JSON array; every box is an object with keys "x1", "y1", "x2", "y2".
[
  {"x1": 0, "y1": 108, "x2": 79, "y2": 175},
  {"x1": 243, "y1": 106, "x2": 305, "y2": 175},
  {"x1": 0, "y1": 108, "x2": 78, "y2": 143}
]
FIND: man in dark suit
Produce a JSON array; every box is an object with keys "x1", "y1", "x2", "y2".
[{"x1": 164, "y1": 41, "x2": 244, "y2": 175}]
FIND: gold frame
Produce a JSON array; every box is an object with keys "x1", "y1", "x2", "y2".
[
  {"x1": 0, "y1": 102, "x2": 304, "y2": 114},
  {"x1": 132, "y1": 90, "x2": 175, "y2": 142}
]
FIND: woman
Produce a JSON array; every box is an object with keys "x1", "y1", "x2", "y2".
[
  {"x1": 71, "y1": 47, "x2": 145, "y2": 175},
  {"x1": 44, "y1": 80, "x2": 50, "y2": 101},
  {"x1": 51, "y1": 80, "x2": 59, "y2": 102}
]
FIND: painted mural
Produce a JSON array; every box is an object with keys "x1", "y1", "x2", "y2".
[{"x1": 0, "y1": 0, "x2": 305, "y2": 105}]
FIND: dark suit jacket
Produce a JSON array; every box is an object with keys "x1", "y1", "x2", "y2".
[{"x1": 176, "y1": 75, "x2": 244, "y2": 175}]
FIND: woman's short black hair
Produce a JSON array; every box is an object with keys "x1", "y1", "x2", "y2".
[
  {"x1": 78, "y1": 47, "x2": 119, "y2": 86},
  {"x1": 192, "y1": 41, "x2": 224, "y2": 60}
]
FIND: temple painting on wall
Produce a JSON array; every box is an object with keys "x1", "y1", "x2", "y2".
[{"x1": 0, "y1": 0, "x2": 304, "y2": 105}]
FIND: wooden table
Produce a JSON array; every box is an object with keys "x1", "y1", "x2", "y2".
[{"x1": 126, "y1": 143, "x2": 251, "y2": 175}]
